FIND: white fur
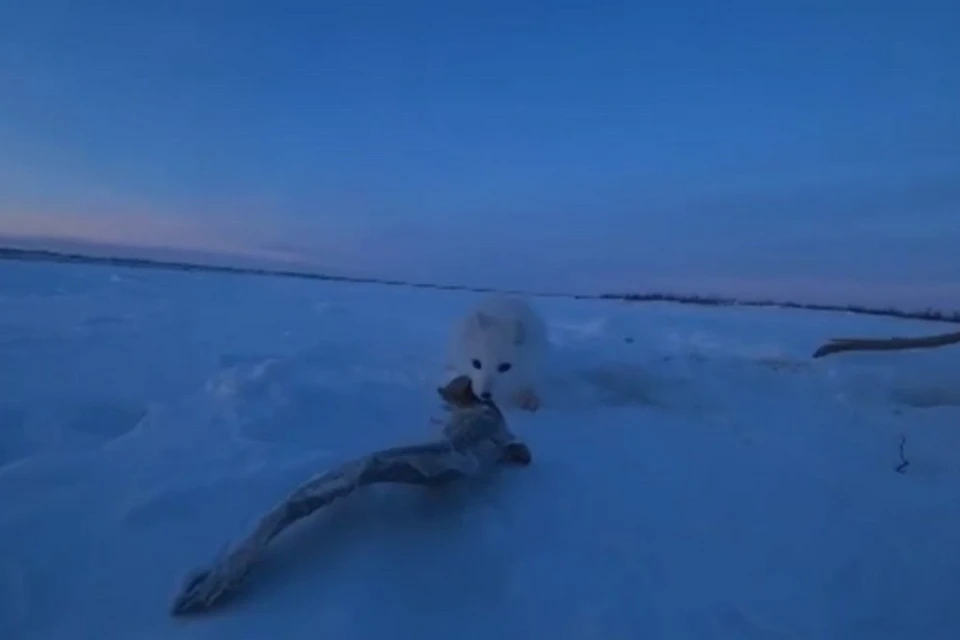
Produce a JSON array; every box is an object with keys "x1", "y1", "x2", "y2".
[{"x1": 444, "y1": 294, "x2": 549, "y2": 411}]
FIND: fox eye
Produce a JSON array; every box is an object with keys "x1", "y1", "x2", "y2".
[
  {"x1": 472, "y1": 359, "x2": 482, "y2": 370},
  {"x1": 497, "y1": 362, "x2": 512, "y2": 373}
]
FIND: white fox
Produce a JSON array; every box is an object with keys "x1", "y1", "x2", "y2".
[{"x1": 443, "y1": 294, "x2": 549, "y2": 412}]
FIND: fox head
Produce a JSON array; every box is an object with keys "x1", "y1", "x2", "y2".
[{"x1": 457, "y1": 311, "x2": 526, "y2": 401}]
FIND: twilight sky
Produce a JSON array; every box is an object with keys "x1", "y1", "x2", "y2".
[{"x1": 1, "y1": 1, "x2": 958, "y2": 306}]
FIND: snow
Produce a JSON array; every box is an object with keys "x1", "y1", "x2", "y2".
[{"x1": 2, "y1": 259, "x2": 959, "y2": 640}]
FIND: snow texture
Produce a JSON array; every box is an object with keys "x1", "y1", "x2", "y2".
[{"x1": 1, "y1": 259, "x2": 959, "y2": 639}]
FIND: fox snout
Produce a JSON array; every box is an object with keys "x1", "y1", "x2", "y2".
[{"x1": 470, "y1": 372, "x2": 495, "y2": 399}]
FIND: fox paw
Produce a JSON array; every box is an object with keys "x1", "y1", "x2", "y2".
[{"x1": 513, "y1": 387, "x2": 541, "y2": 412}]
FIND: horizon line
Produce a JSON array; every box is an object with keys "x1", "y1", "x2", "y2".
[{"x1": 1, "y1": 244, "x2": 958, "y2": 327}]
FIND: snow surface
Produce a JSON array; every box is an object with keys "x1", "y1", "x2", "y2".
[{"x1": 2, "y1": 260, "x2": 959, "y2": 640}]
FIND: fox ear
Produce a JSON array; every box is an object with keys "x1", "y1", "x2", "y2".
[
  {"x1": 475, "y1": 312, "x2": 494, "y2": 329},
  {"x1": 513, "y1": 319, "x2": 526, "y2": 345}
]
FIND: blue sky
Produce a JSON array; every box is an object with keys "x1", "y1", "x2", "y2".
[{"x1": 1, "y1": 1, "x2": 958, "y2": 306}]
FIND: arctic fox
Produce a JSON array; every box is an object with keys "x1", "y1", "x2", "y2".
[{"x1": 443, "y1": 294, "x2": 549, "y2": 412}]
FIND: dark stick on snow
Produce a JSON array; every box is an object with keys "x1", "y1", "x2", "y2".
[
  {"x1": 812, "y1": 330, "x2": 960, "y2": 359},
  {"x1": 895, "y1": 435, "x2": 910, "y2": 474},
  {"x1": 169, "y1": 375, "x2": 532, "y2": 616}
]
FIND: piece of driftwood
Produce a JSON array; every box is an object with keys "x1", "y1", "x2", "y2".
[
  {"x1": 170, "y1": 375, "x2": 532, "y2": 616},
  {"x1": 812, "y1": 330, "x2": 960, "y2": 358}
]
